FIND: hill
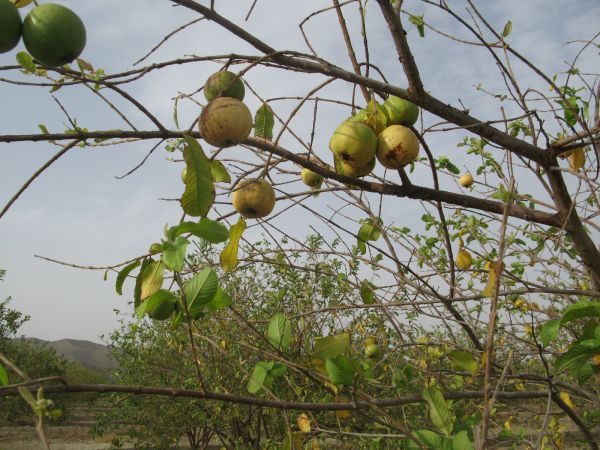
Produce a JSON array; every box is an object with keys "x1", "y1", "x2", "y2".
[{"x1": 28, "y1": 338, "x2": 117, "y2": 372}]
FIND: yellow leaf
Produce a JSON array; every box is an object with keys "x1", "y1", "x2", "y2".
[
  {"x1": 591, "y1": 355, "x2": 600, "y2": 366},
  {"x1": 515, "y1": 383, "x2": 525, "y2": 391},
  {"x1": 482, "y1": 260, "x2": 504, "y2": 298},
  {"x1": 219, "y1": 216, "x2": 246, "y2": 272},
  {"x1": 365, "y1": 335, "x2": 376, "y2": 347},
  {"x1": 504, "y1": 415, "x2": 514, "y2": 431},
  {"x1": 297, "y1": 413, "x2": 311, "y2": 433},
  {"x1": 559, "y1": 391, "x2": 574, "y2": 409},
  {"x1": 567, "y1": 147, "x2": 586, "y2": 171},
  {"x1": 456, "y1": 249, "x2": 473, "y2": 270},
  {"x1": 524, "y1": 324, "x2": 533, "y2": 336}
]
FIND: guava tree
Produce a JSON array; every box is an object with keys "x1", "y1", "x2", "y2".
[{"x1": 1, "y1": 1, "x2": 599, "y2": 449}]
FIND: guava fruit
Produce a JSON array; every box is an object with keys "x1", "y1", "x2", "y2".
[
  {"x1": 301, "y1": 168, "x2": 324, "y2": 189},
  {"x1": 383, "y1": 95, "x2": 419, "y2": 126},
  {"x1": 348, "y1": 101, "x2": 388, "y2": 135},
  {"x1": 22, "y1": 3, "x2": 86, "y2": 67},
  {"x1": 0, "y1": 0, "x2": 22, "y2": 54},
  {"x1": 334, "y1": 155, "x2": 375, "y2": 178},
  {"x1": 199, "y1": 97, "x2": 253, "y2": 147},
  {"x1": 232, "y1": 178, "x2": 276, "y2": 219},
  {"x1": 459, "y1": 172, "x2": 474, "y2": 188},
  {"x1": 376, "y1": 125, "x2": 420, "y2": 169},
  {"x1": 204, "y1": 70, "x2": 245, "y2": 102},
  {"x1": 365, "y1": 344, "x2": 379, "y2": 358},
  {"x1": 329, "y1": 121, "x2": 377, "y2": 168}
]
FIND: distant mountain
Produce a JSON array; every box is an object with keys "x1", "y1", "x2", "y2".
[{"x1": 29, "y1": 338, "x2": 117, "y2": 371}]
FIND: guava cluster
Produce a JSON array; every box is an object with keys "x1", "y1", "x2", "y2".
[
  {"x1": 0, "y1": 0, "x2": 86, "y2": 67},
  {"x1": 300, "y1": 95, "x2": 422, "y2": 191},
  {"x1": 195, "y1": 70, "x2": 276, "y2": 220}
]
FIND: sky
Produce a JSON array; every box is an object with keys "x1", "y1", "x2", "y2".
[{"x1": 1, "y1": 0, "x2": 599, "y2": 343}]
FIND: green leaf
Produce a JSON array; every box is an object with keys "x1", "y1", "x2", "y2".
[
  {"x1": 180, "y1": 135, "x2": 215, "y2": 217},
  {"x1": 254, "y1": 103, "x2": 274, "y2": 140},
  {"x1": 136, "y1": 289, "x2": 178, "y2": 319},
  {"x1": 403, "y1": 429, "x2": 444, "y2": 449},
  {"x1": 502, "y1": 20, "x2": 513, "y2": 38},
  {"x1": 185, "y1": 268, "x2": 219, "y2": 318},
  {"x1": 452, "y1": 431, "x2": 474, "y2": 450},
  {"x1": 270, "y1": 362, "x2": 287, "y2": 378},
  {"x1": 539, "y1": 319, "x2": 560, "y2": 347},
  {"x1": 326, "y1": 356, "x2": 355, "y2": 386},
  {"x1": 210, "y1": 160, "x2": 231, "y2": 183},
  {"x1": 267, "y1": 313, "x2": 292, "y2": 351},
  {"x1": 16, "y1": 52, "x2": 36, "y2": 73},
  {"x1": 220, "y1": 216, "x2": 246, "y2": 272},
  {"x1": 247, "y1": 361, "x2": 274, "y2": 394},
  {"x1": 360, "y1": 279, "x2": 375, "y2": 305},
  {"x1": 311, "y1": 333, "x2": 350, "y2": 361},
  {"x1": 555, "y1": 339, "x2": 600, "y2": 375},
  {"x1": 161, "y1": 236, "x2": 189, "y2": 272},
  {"x1": 446, "y1": 350, "x2": 478, "y2": 375},
  {"x1": 408, "y1": 14, "x2": 425, "y2": 37},
  {"x1": 134, "y1": 259, "x2": 151, "y2": 308},
  {"x1": 0, "y1": 363, "x2": 8, "y2": 386},
  {"x1": 76, "y1": 58, "x2": 94, "y2": 72},
  {"x1": 170, "y1": 218, "x2": 229, "y2": 244},
  {"x1": 204, "y1": 286, "x2": 232, "y2": 312},
  {"x1": 139, "y1": 260, "x2": 165, "y2": 301},
  {"x1": 422, "y1": 386, "x2": 454, "y2": 437},
  {"x1": 115, "y1": 260, "x2": 141, "y2": 295},
  {"x1": 561, "y1": 301, "x2": 600, "y2": 325}
]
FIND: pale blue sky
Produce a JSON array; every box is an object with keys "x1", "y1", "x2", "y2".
[{"x1": 1, "y1": 0, "x2": 598, "y2": 343}]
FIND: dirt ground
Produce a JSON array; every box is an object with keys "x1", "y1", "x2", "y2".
[{"x1": 0, "y1": 425, "x2": 117, "y2": 449}]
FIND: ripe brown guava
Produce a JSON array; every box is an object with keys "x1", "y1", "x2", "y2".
[
  {"x1": 204, "y1": 70, "x2": 245, "y2": 102},
  {"x1": 329, "y1": 121, "x2": 377, "y2": 168},
  {"x1": 232, "y1": 178, "x2": 276, "y2": 219},
  {"x1": 383, "y1": 95, "x2": 419, "y2": 126},
  {"x1": 376, "y1": 125, "x2": 420, "y2": 169},
  {"x1": 199, "y1": 97, "x2": 253, "y2": 147},
  {"x1": 22, "y1": 3, "x2": 86, "y2": 67},
  {"x1": 0, "y1": 0, "x2": 22, "y2": 54}
]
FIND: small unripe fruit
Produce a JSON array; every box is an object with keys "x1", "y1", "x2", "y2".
[
  {"x1": 365, "y1": 344, "x2": 379, "y2": 358},
  {"x1": 181, "y1": 167, "x2": 187, "y2": 184},
  {"x1": 199, "y1": 97, "x2": 253, "y2": 147},
  {"x1": 459, "y1": 172, "x2": 474, "y2": 188},
  {"x1": 301, "y1": 168, "x2": 324, "y2": 189},
  {"x1": 204, "y1": 70, "x2": 245, "y2": 102},
  {"x1": 376, "y1": 125, "x2": 420, "y2": 169},
  {"x1": 232, "y1": 178, "x2": 276, "y2": 219}
]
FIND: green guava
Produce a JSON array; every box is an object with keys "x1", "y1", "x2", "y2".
[
  {"x1": 204, "y1": 70, "x2": 245, "y2": 101},
  {"x1": 376, "y1": 125, "x2": 420, "y2": 169},
  {"x1": 383, "y1": 95, "x2": 419, "y2": 126},
  {"x1": 301, "y1": 168, "x2": 324, "y2": 189},
  {"x1": 334, "y1": 155, "x2": 375, "y2": 178},
  {"x1": 22, "y1": 3, "x2": 86, "y2": 67},
  {"x1": 199, "y1": 97, "x2": 253, "y2": 147},
  {"x1": 232, "y1": 178, "x2": 276, "y2": 219},
  {"x1": 0, "y1": 0, "x2": 22, "y2": 54},
  {"x1": 347, "y1": 101, "x2": 388, "y2": 135},
  {"x1": 329, "y1": 121, "x2": 377, "y2": 168}
]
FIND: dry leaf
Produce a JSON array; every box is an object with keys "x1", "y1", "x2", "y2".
[{"x1": 297, "y1": 413, "x2": 311, "y2": 433}]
